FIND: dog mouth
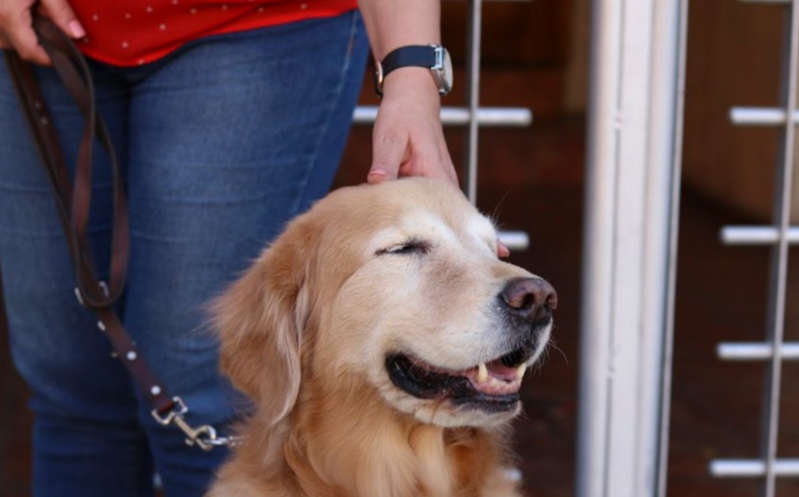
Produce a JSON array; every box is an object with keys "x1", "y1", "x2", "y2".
[{"x1": 385, "y1": 344, "x2": 536, "y2": 412}]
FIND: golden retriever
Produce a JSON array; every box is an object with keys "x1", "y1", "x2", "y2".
[{"x1": 206, "y1": 177, "x2": 556, "y2": 497}]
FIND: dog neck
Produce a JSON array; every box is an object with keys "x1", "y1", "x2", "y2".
[
  {"x1": 210, "y1": 381, "x2": 519, "y2": 497},
  {"x1": 277, "y1": 381, "x2": 512, "y2": 497}
]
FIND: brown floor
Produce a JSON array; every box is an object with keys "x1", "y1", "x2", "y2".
[{"x1": 2, "y1": 114, "x2": 799, "y2": 496}]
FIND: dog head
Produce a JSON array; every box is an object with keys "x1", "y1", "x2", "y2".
[{"x1": 213, "y1": 178, "x2": 556, "y2": 429}]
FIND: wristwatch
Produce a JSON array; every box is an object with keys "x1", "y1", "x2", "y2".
[{"x1": 374, "y1": 44, "x2": 453, "y2": 97}]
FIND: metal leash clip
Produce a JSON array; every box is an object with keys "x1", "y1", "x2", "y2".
[{"x1": 150, "y1": 396, "x2": 243, "y2": 451}]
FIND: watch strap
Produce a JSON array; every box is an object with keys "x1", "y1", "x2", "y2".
[{"x1": 381, "y1": 45, "x2": 437, "y2": 79}]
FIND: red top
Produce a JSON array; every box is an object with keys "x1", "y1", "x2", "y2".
[{"x1": 69, "y1": 1, "x2": 359, "y2": 67}]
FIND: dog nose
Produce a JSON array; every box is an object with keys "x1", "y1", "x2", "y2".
[{"x1": 499, "y1": 277, "x2": 557, "y2": 323}]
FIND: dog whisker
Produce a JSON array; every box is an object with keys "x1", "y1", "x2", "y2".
[{"x1": 547, "y1": 337, "x2": 569, "y2": 365}]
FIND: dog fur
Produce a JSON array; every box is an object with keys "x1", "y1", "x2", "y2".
[{"x1": 206, "y1": 178, "x2": 552, "y2": 497}]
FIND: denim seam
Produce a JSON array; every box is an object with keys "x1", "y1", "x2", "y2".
[
  {"x1": 0, "y1": 181, "x2": 115, "y2": 192},
  {"x1": 287, "y1": 10, "x2": 360, "y2": 217}
]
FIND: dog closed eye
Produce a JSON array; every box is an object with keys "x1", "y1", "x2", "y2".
[{"x1": 375, "y1": 238, "x2": 431, "y2": 256}]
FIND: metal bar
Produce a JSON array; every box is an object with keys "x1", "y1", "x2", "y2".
[
  {"x1": 465, "y1": 0, "x2": 483, "y2": 204},
  {"x1": 656, "y1": 1, "x2": 689, "y2": 496},
  {"x1": 577, "y1": 2, "x2": 685, "y2": 497},
  {"x1": 729, "y1": 107, "x2": 799, "y2": 125},
  {"x1": 352, "y1": 106, "x2": 532, "y2": 126},
  {"x1": 717, "y1": 342, "x2": 799, "y2": 360},
  {"x1": 759, "y1": 3, "x2": 799, "y2": 496},
  {"x1": 720, "y1": 225, "x2": 799, "y2": 244},
  {"x1": 709, "y1": 459, "x2": 799, "y2": 477},
  {"x1": 739, "y1": 0, "x2": 791, "y2": 4},
  {"x1": 497, "y1": 230, "x2": 529, "y2": 251}
]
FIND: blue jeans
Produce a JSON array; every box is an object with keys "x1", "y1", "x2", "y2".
[{"x1": 0, "y1": 11, "x2": 367, "y2": 497}]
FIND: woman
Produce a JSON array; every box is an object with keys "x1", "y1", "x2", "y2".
[{"x1": 0, "y1": 1, "x2": 456, "y2": 495}]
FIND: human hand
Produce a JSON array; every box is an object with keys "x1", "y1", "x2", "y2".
[
  {"x1": 0, "y1": 0, "x2": 85, "y2": 65},
  {"x1": 367, "y1": 67, "x2": 458, "y2": 187}
]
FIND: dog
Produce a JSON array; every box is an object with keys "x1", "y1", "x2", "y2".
[{"x1": 206, "y1": 177, "x2": 556, "y2": 497}]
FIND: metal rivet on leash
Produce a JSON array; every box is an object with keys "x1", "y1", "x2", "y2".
[
  {"x1": 150, "y1": 385, "x2": 162, "y2": 396},
  {"x1": 74, "y1": 287, "x2": 84, "y2": 306},
  {"x1": 126, "y1": 350, "x2": 137, "y2": 361},
  {"x1": 97, "y1": 320, "x2": 106, "y2": 332},
  {"x1": 73, "y1": 282, "x2": 108, "y2": 306}
]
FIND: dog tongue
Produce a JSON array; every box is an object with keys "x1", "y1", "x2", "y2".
[{"x1": 487, "y1": 359, "x2": 520, "y2": 381}]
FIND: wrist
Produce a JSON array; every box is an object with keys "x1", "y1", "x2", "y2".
[{"x1": 381, "y1": 66, "x2": 440, "y2": 99}]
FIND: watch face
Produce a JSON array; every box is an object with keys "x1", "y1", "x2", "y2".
[
  {"x1": 432, "y1": 46, "x2": 453, "y2": 95},
  {"x1": 374, "y1": 60, "x2": 384, "y2": 96}
]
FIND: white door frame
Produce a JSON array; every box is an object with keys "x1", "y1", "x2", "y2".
[{"x1": 576, "y1": 2, "x2": 688, "y2": 497}]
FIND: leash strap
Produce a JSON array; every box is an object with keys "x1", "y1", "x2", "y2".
[{"x1": 3, "y1": 14, "x2": 237, "y2": 450}]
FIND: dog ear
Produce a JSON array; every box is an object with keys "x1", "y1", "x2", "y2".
[{"x1": 212, "y1": 217, "x2": 316, "y2": 425}]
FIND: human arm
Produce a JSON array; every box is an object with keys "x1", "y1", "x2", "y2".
[{"x1": 357, "y1": 0, "x2": 458, "y2": 187}]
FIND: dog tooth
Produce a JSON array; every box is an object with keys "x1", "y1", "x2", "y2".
[
  {"x1": 477, "y1": 362, "x2": 488, "y2": 383},
  {"x1": 517, "y1": 363, "x2": 527, "y2": 379}
]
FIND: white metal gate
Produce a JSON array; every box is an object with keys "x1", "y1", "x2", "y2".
[
  {"x1": 712, "y1": 0, "x2": 799, "y2": 495},
  {"x1": 579, "y1": 1, "x2": 799, "y2": 497}
]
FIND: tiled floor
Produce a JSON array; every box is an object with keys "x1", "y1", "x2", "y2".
[{"x1": 2, "y1": 115, "x2": 799, "y2": 496}]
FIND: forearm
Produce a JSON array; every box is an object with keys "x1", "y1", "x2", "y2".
[
  {"x1": 357, "y1": 0, "x2": 441, "y2": 60},
  {"x1": 358, "y1": 0, "x2": 457, "y2": 187}
]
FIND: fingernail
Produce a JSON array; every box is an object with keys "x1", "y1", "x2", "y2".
[
  {"x1": 497, "y1": 241, "x2": 511, "y2": 258},
  {"x1": 69, "y1": 20, "x2": 86, "y2": 38},
  {"x1": 367, "y1": 169, "x2": 387, "y2": 183}
]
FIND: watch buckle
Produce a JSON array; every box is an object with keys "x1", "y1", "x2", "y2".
[{"x1": 432, "y1": 45, "x2": 445, "y2": 71}]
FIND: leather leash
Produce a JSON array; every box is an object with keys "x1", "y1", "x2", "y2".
[{"x1": 3, "y1": 14, "x2": 237, "y2": 450}]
